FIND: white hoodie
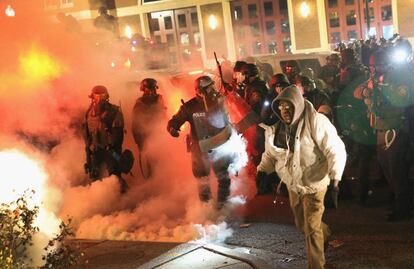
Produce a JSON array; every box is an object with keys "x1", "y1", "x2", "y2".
[{"x1": 257, "y1": 85, "x2": 347, "y2": 194}]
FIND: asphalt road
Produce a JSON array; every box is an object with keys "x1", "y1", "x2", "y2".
[{"x1": 75, "y1": 179, "x2": 414, "y2": 269}]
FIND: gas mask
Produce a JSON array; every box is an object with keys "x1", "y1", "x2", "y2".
[{"x1": 197, "y1": 84, "x2": 219, "y2": 112}]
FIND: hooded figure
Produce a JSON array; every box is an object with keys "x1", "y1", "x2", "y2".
[{"x1": 256, "y1": 85, "x2": 346, "y2": 269}]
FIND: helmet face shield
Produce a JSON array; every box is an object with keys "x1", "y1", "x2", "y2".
[
  {"x1": 91, "y1": 93, "x2": 108, "y2": 105},
  {"x1": 141, "y1": 78, "x2": 158, "y2": 93},
  {"x1": 89, "y1": 85, "x2": 109, "y2": 105},
  {"x1": 195, "y1": 76, "x2": 215, "y2": 96}
]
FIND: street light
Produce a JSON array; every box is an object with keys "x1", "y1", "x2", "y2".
[
  {"x1": 300, "y1": 1, "x2": 310, "y2": 18},
  {"x1": 124, "y1": 25, "x2": 132, "y2": 39},
  {"x1": 208, "y1": 15, "x2": 217, "y2": 30}
]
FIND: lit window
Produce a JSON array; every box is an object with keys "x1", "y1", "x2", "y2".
[
  {"x1": 283, "y1": 37, "x2": 291, "y2": 53},
  {"x1": 234, "y1": 6, "x2": 243, "y2": 21},
  {"x1": 328, "y1": 0, "x2": 338, "y2": 8},
  {"x1": 194, "y1": 32, "x2": 201, "y2": 46},
  {"x1": 281, "y1": 19, "x2": 289, "y2": 33},
  {"x1": 279, "y1": 0, "x2": 287, "y2": 12},
  {"x1": 329, "y1": 12, "x2": 340, "y2": 28},
  {"x1": 331, "y1": 32, "x2": 341, "y2": 43},
  {"x1": 149, "y1": 17, "x2": 160, "y2": 32},
  {"x1": 264, "y1": 2, "x2": 274, "y2": 16},
  {"x1": 268, "y1": 41, "x2": 277, "y2": 54},
  {"x1": 381, "y1": 5, "x2": 392, "y2": 21},
  {"x1": 252, "y1": 41, "x2": 262, "y2": 55},
  {"x1": 382, "y1": 25, "x2": 394, "y2": 39},
  {"x1": 250, "y1": 23, "x2": 260, "y2": 36},
  {"x1": 346, "y1": 10, "x2": 356, "y2": 26},
  {"x1": 266, "y1": 21, "x2": 275, "y2": 35},
  {"x1": 180, "y1": 32, "x2": 189, "y2": 45},
  {"x1": 191, "y1": 13, "x2": 198, "y2": 27},
  {"x1": 178, "y1": 14, "x2": 186, "y2": 28},
  {"x1": 348, "y1": 30, "x2": 357, "y2": 40},
  {"x1": 164, "y1": 16, "x2": 173, "y2": 30},
  {"x1": 364, "y1": 7, "x2": 375, "y2": 22},
  {"x1": 248, "y1": 4, "x2": 258, "y2": 18}
]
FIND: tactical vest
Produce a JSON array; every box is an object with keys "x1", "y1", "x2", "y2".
[
  {"x1": 192, "y1": 97, "x2": 232, "y2": 152},
  {"x1": 86, "y1": 103, "x2": 121, "y2": 149}
]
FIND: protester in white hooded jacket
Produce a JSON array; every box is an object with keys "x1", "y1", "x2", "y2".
[{"x1": 256, "y1": 85, "x2": 346, "y2": 269}]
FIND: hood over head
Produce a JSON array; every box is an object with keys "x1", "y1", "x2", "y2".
[{"x1": 271, "y1": 85, "x2": 304, "y2": 125}]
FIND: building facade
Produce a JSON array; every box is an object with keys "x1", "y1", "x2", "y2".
[
  {"x1": 325, "y1": 0, "x2": 393, "y2": 45},
  {"x1": 45, "y1": 0, "x2": 412, "y2": 68}
]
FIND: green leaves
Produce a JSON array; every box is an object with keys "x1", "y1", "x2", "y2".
[{"x1": 0, "y1": 191, "x2": 83, "y2": 269}]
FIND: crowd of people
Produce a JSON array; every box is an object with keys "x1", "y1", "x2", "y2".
[{"x1": 81, "y1": 34, "x2": 414, "y2": 269}]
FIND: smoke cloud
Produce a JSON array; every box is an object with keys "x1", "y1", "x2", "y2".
[{"x1": 0, "y1": 2, "x2": 255, "y2": 266}]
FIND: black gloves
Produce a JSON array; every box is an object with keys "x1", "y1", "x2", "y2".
[
  {"x1": 168, "y1": 127, "x2": 180, "y2": 137},
  {"x1": 256, "y1": 171, "x2": 268, "y2": 195},
  {"x1": 325, "y1": 184, "x2": 339, "y2": 209}
]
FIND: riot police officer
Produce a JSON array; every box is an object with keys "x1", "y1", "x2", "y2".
[
  {"x1": 355, "y1": 49, "x2": 413, "y2": 220},
  {"x1": 132, "y1": 78, "x2": 167, "y2": 178},
  {"x1": 83, "y1": 85, "x2": 129, "y2": 193},
  {"x1": 167, "y1": 76, "x2": 234, "y2": 208}
]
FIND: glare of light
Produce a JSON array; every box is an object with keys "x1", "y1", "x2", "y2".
[
  {"x1": 0, "y1": 150, "x2": 60, "y2": 236},
  {"x1": 19, "y1": 46, "x2": 63, "y2": 83},
  {"x1": 168, "y1": 90, "x2": 185, "y2": 114},
  {"x1": 131, "y1": 46, "x2": 136, "y2": 52},
  {"x1": 124, "y1": 58, "x2": 131, "y2": 68},
  {"x1": 111, "y1": 62, "x2": 116, "y2": 68},
  {"x1": 188, "y1": 70, "x2": 203, "y2": 75},
  {"x1": 208, "y1": 14, "x2": 218, "y2": 30},
  {"x1": 124, "y1": 25, "x2": 133, "y2": 39},
  {"x1": 393, "y1": 49, "x2": 408, "y2": 63},
  {"x1": 300, "y1": 1, "x2": 310, "y2": 18},
  {"x1": 264, "y1": 100, "x2": 270, "y2": 106},
  {"x1": 132, "y1": 40, "x2": 137, "y2": 45},
  {"x1": 5, "y1": 4, "x2": 15, "y2": 17},
  {"x1": 0, "y1": 150, "x2": 46, "y2": 204}
]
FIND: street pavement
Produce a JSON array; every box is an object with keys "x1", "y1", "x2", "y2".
[{"x1": 74, "y1": 180, "x2": 414, "y2": 269}]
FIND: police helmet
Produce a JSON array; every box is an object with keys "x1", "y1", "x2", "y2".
[
  {"x1": 233, "y1": 61, "x2": 247, "y2": 72},
  {"x1": 89, "y1": 85, "x2": 109, "y2": 98},
  {"x1": 299, "y1": 75, "x2": 316, "y2": 90},
  {"x1": 269, "y1": 73, "x2": 290, "y2": 88},
  {"x1": 240, "y1": 63, "x2": 259, "y2": 78},
  {"x1": 300, "y1": 67, "x2": 314, "y2": 80},
  {"x1": 195, "y1": 75, "x2": 215, "y2": 94},
  {"x1": 140, "y1": 78, "x2": 158, "y2": 92}
]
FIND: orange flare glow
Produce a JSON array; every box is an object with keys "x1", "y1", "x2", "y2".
[{"x1": 19, "y1": 46, "x2": 63, "y2": 83}]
